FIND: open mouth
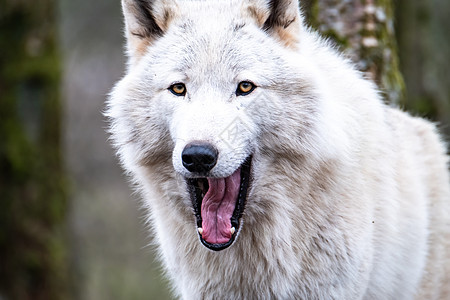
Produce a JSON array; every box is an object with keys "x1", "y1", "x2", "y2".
[{"x1": 187, "y1": 156, "x2": 252, "y2": 251}]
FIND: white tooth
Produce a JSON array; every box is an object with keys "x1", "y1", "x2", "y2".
[
  {"x1": 198, "y1": 227, "x2": 203, "y2": 235},
  {"x1": 230, "y1": 227, "x2": 236, "y2": 235}
]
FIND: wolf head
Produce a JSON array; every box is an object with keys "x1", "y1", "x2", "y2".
[{"x1": 108, "y1": 0, "x2": 348, "y2": 251}]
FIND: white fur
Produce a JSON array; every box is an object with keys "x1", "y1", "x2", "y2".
[{"x1": 107, "y1": 0, "x2": 450, "y2": 299}]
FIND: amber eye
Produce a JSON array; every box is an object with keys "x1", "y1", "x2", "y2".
[
  {"x1": 169, "y1": 83, "x2": 186, "y2": 96},
  {"x1": 236, "y1": 81, "x2": 255, "y2": 96}
]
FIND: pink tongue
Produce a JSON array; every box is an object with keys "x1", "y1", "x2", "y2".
[{"x1": 201, "y1": 168, "x2": 241, "y2": 244}]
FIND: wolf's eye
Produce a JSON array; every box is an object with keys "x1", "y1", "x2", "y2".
[
  {"x1": 236, "y1": 81, "x2": 255, "y2": 96},
  {"x1": 169, "y1": 83, "x2": 186, "y2": 96}
]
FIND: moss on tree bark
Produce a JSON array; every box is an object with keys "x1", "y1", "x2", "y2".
[
  {"x1": 0, "y1": 0, "x2": 69, "y2": 299},
  {"x1": 396, "y1": 0, "x2": 450, "y2": 139},
  {"x1": 302, "y1": 0, "x2": 405, "y2": 105}
]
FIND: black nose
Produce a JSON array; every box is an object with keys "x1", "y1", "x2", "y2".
[{"x1": 182, "y1": 142, "x2": 218, "y2": 173}]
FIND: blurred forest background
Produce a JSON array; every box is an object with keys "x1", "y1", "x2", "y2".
[{"x1": 0, "y1": 0, "x2": 449, "y2": 299}]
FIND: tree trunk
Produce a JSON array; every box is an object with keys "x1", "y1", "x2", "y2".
[
  {"x1": 0, "y1": 0, "x2": 68, "y2": 299},
  {"x1": 302, "y1": 0, "x2": 405, "y2": 105},
  {"x1": 396, "y1": 0, "x2": 450, "y2": 140}
]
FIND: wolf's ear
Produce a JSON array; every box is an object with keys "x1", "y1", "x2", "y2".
[
  {"x1": 122, "y1": 0, "x2": 176, "y2": 60},
  {"x1": 243, "y1": 0, "x2": 302, "y2": 48}
]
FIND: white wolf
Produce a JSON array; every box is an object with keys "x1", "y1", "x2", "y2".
[{"x1": 107, "y1": 0, "x2": 450, "y2": 298}]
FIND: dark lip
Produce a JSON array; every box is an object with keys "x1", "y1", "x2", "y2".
[{"x1": 186, "y1": 156, "x2": 252, "y2": 251}]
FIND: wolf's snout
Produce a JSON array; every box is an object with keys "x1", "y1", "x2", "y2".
[{"x1": 182, "y1": 142, "x2": 218, "y2": 173}]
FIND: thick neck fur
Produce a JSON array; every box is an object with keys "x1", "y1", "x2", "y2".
[{"x1": 138, "y1": 131, "x2": 374, "y2": 299}]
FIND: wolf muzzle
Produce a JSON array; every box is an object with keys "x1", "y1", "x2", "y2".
[{"x1": 181, "y1": 142, "x2": 218, "y2": 173}]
